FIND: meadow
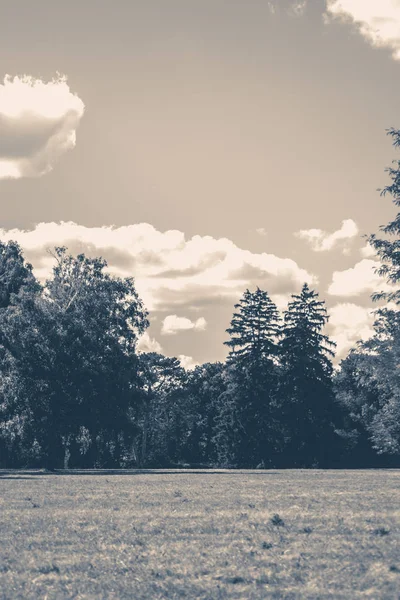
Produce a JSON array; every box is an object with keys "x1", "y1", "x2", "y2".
[{"x1": 0, "y1": 469, "x2": 399, "y2": 599}]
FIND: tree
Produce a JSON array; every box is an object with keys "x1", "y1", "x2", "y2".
[
  {"x1": 0, "y1": 241, "x2": 42, "y2": 467},
  {"x1": 182, "y1": 362, "x2": 227, "y2": 465},
  {"x1": 0, "y1": 240, "x2": 39, "y2": 309},
  {"x1": 49, "y1": 248, "x2": 149, "y2": 468},
  {"x1": 224, "y1": 287, "x2": 281, "y2": 365},
  {"x1": 278, "y1": 283, "x2": 338, "y2": 467},
  {"x1": 220, "y1": 288, "x2": 281, "y2": 467},
  {"x1": 333, "y1": 129, "x2": 400, "y2": 466},
  {"x1": 0, "y1": 247, "x2": 149, "y2": 469},
  {"x1": 368, "y1": 128, "x2": 400, "y2": 304},
  {"x1": 137, "y1": 352, "x2": 187, "y2": 467},
  {"x1": 334, "y1": 309, "x2": 400, "y2": 464}
]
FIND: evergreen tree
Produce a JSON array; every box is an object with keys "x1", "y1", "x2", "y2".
[
  {"x1": 220, "y1": 288, "x2": 281, "y2": 467},
  {"x1": 279, "y1": 283, "x2": 338, "y2": 467},
  {"x1": 224, "y1": 287, "x2": 281, "y2": 365}
]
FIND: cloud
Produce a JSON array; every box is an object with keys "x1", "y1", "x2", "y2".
[
  {"x1": 0, "y1": 222, "x2": 315, "y2": 313},
  {"x1": 360, "y1": 243, "x2": 376, "y2": 258},
  {"x1": 327, "y1": 302, "x2": 375, "y2": 359},
  {"x1": 161, "y1": 315, "x2": 207, "y2": 335},
  {"x1": 0, "y1": 74, "x2": 84, "y2": 179},
  {"x1": 296, "y1": 219, "x2": 359, "y2": 252},
  {"x1": 328, "y1": 258, "x2": 385, "y2": 296},
  {"x1": 136, "y1": 332, "x2": 164, "y2": 354},
  {"x1": 124, "y1": 322, "x2": 199, "y2": 370},
  {"x1": 325, "y1": 1, "x2": 400, "y2": 60},
  {"x1": 178, "y1": 355, "x2": 198, "y2": 370}
]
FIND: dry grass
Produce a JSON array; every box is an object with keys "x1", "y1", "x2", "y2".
[{"x1": 0, "y1": 469, "x2": 399, "y2": 599}]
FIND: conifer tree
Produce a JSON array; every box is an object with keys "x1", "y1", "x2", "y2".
[
  {"x1": 224, "y1": 287, "x2": 281, "y2": 364},
  {"x1": 220, "y1": 288, "x2": 281, "y2": 466},
  {"x1": 279, "y1": 283, "x2": 337, "y2": 467}
]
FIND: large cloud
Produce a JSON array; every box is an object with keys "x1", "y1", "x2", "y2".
[
  {"x1": 0, "y1": 75, "x2": 84, "y2": 179},
  {"x1": 327, "y1": 302, "x2": 376, "y2": 359},
  {"x1": 296, "y1": 219, "x2": 359, "y2": 252},
  {"x1": 325, "y1": 1, "x2": 400, "y2": 60},
  {"x1": 328, "y1": 258, "x2": 387, "y2": 297},
  {"x1": 0, "y1": 222, "x2": 315, "y2": 313}
]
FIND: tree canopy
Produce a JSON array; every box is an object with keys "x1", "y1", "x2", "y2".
[{"x1": 3, "y1": 124, "x2": 400, "y2": 474}]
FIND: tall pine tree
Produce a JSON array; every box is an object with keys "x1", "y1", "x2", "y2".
[
  {"x1": 219, "y1": 288, "x2": 281, "y2": 466},
  {"x1": 279, "y1": 283, "x2": 337, "y2": 467},
  {"x1": 224, "y1": 288, "x2": 281, "y2": 365}
]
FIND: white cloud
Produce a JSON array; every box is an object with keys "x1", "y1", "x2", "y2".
[
  {"x1": 328, "y1": 258, "x2": 385, "y2": 296},
  {"x1": 0, "y1": 221, "x2": 315, "y2": 313},
  {"x1": 360, "y1": 243, "x2": 376, "y2": 258},
  {"x1": 136, "y1": 332, "x2": 164, "y2": 354},
  {"x1": 0, "y1": 74, "x2": 84, "y2": 179},
  {"x1": 126, "y1": 326, "x2": 200, "y2": 370},
  {"x1": 325, "y1": 0, "x2": 400, "y2": 60},
  {"x1": 296, "y1": 219, "x2": 359, "y2": 252},
  {"x1": 178, "y1": 355, "x2": 198, "y2": 370},
  {"x1": 161, "y1": 315, "x2": 207, "y2": 335},
  {"x1": 327, "y1": 302, "x2": 376, "y2": 359}
]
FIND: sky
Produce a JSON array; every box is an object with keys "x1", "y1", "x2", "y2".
[{"x1": 1, "y1": 0, "x2": 400, "y2": 367}]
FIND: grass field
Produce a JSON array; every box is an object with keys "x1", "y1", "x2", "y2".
[{"x1": 0, "y1": 469, "x2": 399, "y2": 599}]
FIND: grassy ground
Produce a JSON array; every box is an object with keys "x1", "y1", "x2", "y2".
[{"x1": 0, "y1": 469, "x2": 399, "y2": 599}]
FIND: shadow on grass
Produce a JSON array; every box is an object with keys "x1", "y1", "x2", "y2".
[{"x1": 0, "y1": 468, "x2": 282, "y2": 478}]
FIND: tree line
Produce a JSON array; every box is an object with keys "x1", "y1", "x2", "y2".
[{"x1": 1, "y1": 129, "x2": 400, "y2": 470}]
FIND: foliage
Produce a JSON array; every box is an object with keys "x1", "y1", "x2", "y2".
[
  {"x1": 1, "y1": 223, "x2": 399, "y2": 468},
  {"x1": 224, "y1": 287, "x2": 281, "y2": 365},
  {"x1": 219, "y1": 289, "x2": 282, "y2": 467},
  {"x1": 278, "y1": 283, "x2": 339, "y2": 467},
  {"x1": 368, "y1": 128, "x2": 400, "y2": 303},
  {"x1": 334, "y1": 129, "x2": 400, "y2": 465},
  {"x1": 0, "y1": 246, "x2": 148, "y2": 469},
  {"x1": 334, "y1": 308, "x2": 400, "y2": 461},
  {"x1": 136, "y1": 352, "x2": 187, "y2": 467},
  {"x1": 182, "y1": 362, "x2": 227, "y2": 465}
]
